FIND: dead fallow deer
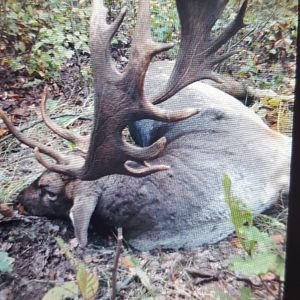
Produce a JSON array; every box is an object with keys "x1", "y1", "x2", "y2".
[{"x1": 0, "y1": 0, "x2": 291, "y2": 250}]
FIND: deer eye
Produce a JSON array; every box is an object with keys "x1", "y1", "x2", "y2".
[{"x1": 46, "y1": 191, "x2": 57, "y2": 201}]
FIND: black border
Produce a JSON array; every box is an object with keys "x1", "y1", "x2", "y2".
[{"x1": 283, "y1": 2, "x2": 300, "y2": 299}]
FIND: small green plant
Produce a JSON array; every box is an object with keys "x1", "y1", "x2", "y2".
[
  {"x1": 0, "y1": 251, "x2": 14, "y2": 273},
  {"x1": 223, "y1": 174, "x2": 285, "y2": 281},
  {"x1": 42, "y1": 237, "x2": 99, "y2": 300},
  {"x1": 215, "y1": 286, "x2": 255, "y2": 300}
]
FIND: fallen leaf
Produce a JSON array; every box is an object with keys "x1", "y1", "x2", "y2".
[
  {"x1": 231, "y1": 238, "x2": 243, "y2": 249},
  {"x1": 0, "y1": 129, "x2": 9, "y2": 139},
  {"x1": 271, "y1": 234, "x2": 285, "y2": 245},
  {"x1": 260, "y1": 272, "x2": 276, "y2": 281},
  {"x1": 120, "y1": 256, "x2": 135, "y2": 269},
  {"x1": 130, "y1": 267, "x2": 152, "y2": 292},
  {"x1": 77, "y1": 266, "x2": 99, "y2": 300},
  {"x1": 0, "y1": 204, "x2": 14, "y2": 217},
  {"x1": 42, "y1": 281, "x2": 79, "y2": 300}
]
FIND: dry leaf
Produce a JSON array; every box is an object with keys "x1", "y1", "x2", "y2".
[
  {"x1": 0, "y1": 204, "x2": 14, "y2": 217},
  {"x1": 120, "y1": 256, "x2": 135, "y2": 269},
  {"x1": 271, "y1": 234, "x2": 285, "y2": 245},
  {"x1": 231, "y1": 238, "x2": 243, "y2": 249},
  {"x1": 0, "y1": 128, "x2": 9, "y2": 139},
  {"x1": 260, "y1": 272, "x2": 276, "y2": 281}
]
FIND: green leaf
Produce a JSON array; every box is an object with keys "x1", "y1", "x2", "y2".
[
  {"x1": 231, "y1": 252, "x2": 283, "y2": 278},
  {"x1": 267, "y1": 98, "x2": 281, "y2": 108},
  {"x1": 55, "y1": 237, "x2": 75, "y2": 262},
  {"x1": 23, "y1": 79, "x2": 43, "y2": 88},
  {"x1": 241, "y1": 226, "x2": 275, "y2": 253},
  {"x1": 223, "y1": 174, "x2": 255, "y2": 254},
  {"x1": 77, "y1": 265, "x2": 99, "y2": 300},
  {"x1": 64, "y1": 49, "x2": 74, "y2": 59},
  {"x1": 239, "y1": 287, "x2": 255, "y2": 300},
  {"x1": 0, "y1": 251, "x2": 14, "y2": 273},
  {"x1": 64, "y1": 140, "x2": 76, "y2": 150},
  {"x1": 42, "y1": 281, "x2": 79, "y2": 300},
  {"x1": 271, "y1": 254, "x2": 285, "y2": 281}
]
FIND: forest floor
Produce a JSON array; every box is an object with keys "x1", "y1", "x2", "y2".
[{"x1": 0, "y1": 205, "x2": 287, "y2": 300}]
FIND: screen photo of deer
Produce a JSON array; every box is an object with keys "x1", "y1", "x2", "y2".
[{"x1": 0, "y1": 0, "x2": 297, "y2": 299}]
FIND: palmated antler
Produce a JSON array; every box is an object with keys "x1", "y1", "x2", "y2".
[{"x1": 152, "y1": 0, "x2": 248, "y2": 104}]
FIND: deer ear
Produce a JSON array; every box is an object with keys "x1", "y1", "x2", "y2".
[{"x1": 69, "y1": 196, "x2": 98, "y2": 247}]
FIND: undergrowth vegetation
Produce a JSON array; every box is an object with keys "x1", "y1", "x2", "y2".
[
  {"x1": 214, "y1": 174, "x2": 287, "y2": 299},
  {"x1": 0, "y1": 0, "x2": 297, "y2": 88},
  {"x1": 223, "y1": 174, "x2": 285, "y2": 280}
]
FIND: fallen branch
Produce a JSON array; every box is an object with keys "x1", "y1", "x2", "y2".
[
  {"x1": 111, "y1": 228, "x2": 123, "y2": 300},
  {"x1": 259, "y1": 275, "x2": 281, "y2": 299}
]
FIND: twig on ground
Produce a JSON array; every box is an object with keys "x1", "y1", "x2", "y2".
[
  {"x1": 259, "y1": 275, "x2": 280, "y2": 299},
  {"x1": 111, "y1": 228, "x2": 123, "y2": 300},
  {"x1": 225, "y1": 271, "x2": 262, "y2": 287}
]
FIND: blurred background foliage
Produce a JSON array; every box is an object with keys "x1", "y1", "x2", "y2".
[{"x1": 0, "y1": 0, "x2": 298, "y2": 88}]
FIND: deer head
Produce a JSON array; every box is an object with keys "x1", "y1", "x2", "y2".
[{"x1": 1, "y1": 0, "x2": 290, "y2": 251}]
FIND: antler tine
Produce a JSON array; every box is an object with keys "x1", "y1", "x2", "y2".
[
  {"x1": 123, "y1": 0, "x2": 200, "y2": 122},
  {"x1": 124, "y1": 0, "x2": 174, "y2": 91},
  {"x1": 89, "y1": 0, "x2": 127, "y2": 82},
  {"x1": 207, "y1": 0, "x2": 248, "y2": 57},
  {"x1": 124, "y1": 160, "x2": 170, "y2": 177},
  {"x1": 34, "y1": 147, "x2": 84, "y2": 176},
  {"x1": 41, "y1": 86, "x2": 89, "y2": 151},
  {"x1": 152, "y1": 0, "x2": 248, "y2": 105},
  {"x1": 0, "y1": 110, "x2": 67, "y2": 164}
]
